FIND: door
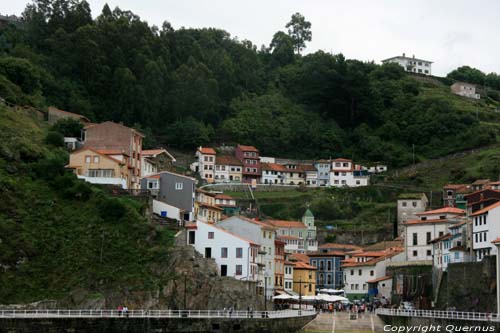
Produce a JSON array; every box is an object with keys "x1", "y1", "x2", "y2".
[
  {"x1": 188, "y1": 231, "x2": 195, "y2": 245},
  {"x1": 221, "y1": 265, "x2": 227, "y2": 276},
  {"x1": 205, "y1": 247, "x2": 212, "y2": 258}
]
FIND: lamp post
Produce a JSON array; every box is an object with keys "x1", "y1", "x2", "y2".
[
  {"x1": 183, "y1": 272, "x2": 187, "y2": 310},
  {"x1": 264, "y1": 275, "x2": 268, "y2": 311}
]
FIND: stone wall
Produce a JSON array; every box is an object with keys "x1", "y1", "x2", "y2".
[{"x1": 0, "y1": 315, "x2": 316, "y2": 333}]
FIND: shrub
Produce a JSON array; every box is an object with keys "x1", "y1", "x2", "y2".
[{"x1": 45, "y1": 131, "x2": 64, "y2": 147}]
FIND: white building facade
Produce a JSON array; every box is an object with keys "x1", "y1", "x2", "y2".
[
  {"x1": 472, "y1": 202, "x2": 500, "y2": 261},
  {"x1": 195, "y1": 147, "x2": 216, "y2": 183},
  {"x1": 381, "y1": 53, "x2": 432, "y2": 75}
]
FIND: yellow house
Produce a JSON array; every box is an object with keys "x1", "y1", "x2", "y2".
[
  {"x1": 66, "y1": 148, "x2": 132, "y2": 189},
  {"x1": 292, "y1": 261, "x2": 317, "y2": 296},
  {"x1": 194, "y1": 189, "x2": 223, "y2": 223}
]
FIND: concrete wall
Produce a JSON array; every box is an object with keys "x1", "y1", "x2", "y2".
[{"x1": 0, "y1": 315, "x2": 316, "y2": 333}]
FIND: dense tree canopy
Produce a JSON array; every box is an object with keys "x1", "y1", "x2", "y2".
[{"x1": 0, "y1": 0, "x2": 497, "y2": 166}]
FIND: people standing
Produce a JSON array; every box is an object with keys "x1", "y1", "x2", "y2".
[
  {"x1": 117, "y1": 305, "x2": 123, "y2": 317},
  {"x1": 123, "y1": 306, "x2": 129, "y2": 318}
]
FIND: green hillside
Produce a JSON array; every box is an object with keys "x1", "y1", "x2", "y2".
[{"x1": 0, "y1": 104, "x2": 174, "y2": 304}]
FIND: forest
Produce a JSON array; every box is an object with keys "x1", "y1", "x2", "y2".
[{"x1": 0, "y1": 0, "x2": 498, "y2": 166}]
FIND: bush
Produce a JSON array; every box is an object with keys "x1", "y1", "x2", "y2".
[
  {"x1": 97, "y1": 197, "x2": 127, "y2": 221},
  {"x1": 51, "y1": 118, "x2": 83, "y2": 137},
  {"x1": 45, "y1": 131, "x2": 64, "y2": 147}
]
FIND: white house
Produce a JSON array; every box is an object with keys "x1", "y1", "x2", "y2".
[
  {"x1": 217, "y1": 216, "x2": 276, "y2": 299},
  {"x1": 284, "y1": 261, "x2": 295, "y2": 293},
  {"x1": 381, "y1": 53, "x2": 432, "y2": 75},
  {"x1": 304, "y1": 165, "x2": 319, "y2": 187},
  {"x1": 214, "y1": 155, "x2": 243, "y2": 183},
  {"x1": 195, "y1": 147, "x2": 216, "y2": 183},
  {"x1": 429, "y1": 220, "x2": 471, "y2": 271},
  {"x1": 343, "y1": 249, "x2": 405, "y2": 299},
  {"x1": 329, "y1": 158, "x2": 369, "y2": 187},
  {"x1": 471, "y1": 201, "x2": 500, "y2": 261},
  {"x1": 186, "y1": 220, "x2": 261, "y2": 282},
  {"x1": 261, "y1": 163, "x2": 287, "y2": 185},
  {"x1": 403, "y1": 207, "x2": 466, "y2": 262},
  {"x1": 451, "y1": 82, "x2": 480, "y2": 100}
]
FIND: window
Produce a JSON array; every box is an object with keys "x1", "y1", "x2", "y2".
[
  {"x1": 413, "y1": 250, "x2": 418, "y2": 257},
  {"x1": 413, "y1": 233, "x2": 418, "y2": 246},
  {"x1": 85, "y1": 155, "x2": 91, "y2": 163},
  {"x1": 208, "y1": 232, "x2": 214, "y2": 239},
  {"x1": 412, "y1": 201, "x2": 417, "y2": 207},
  {"x1": 402, "y1": 201, "x2": 407, "y2": 207},
  {"x1": 221, "y1": 247, "x2": 228, "y2": 258},
  {"x1": 370, "y1": 270, "x2": 374, "y2": 276},
  {"x1": 175, "y1": 182, "x2": 183, "y2": 190},
  {"x1": 427, "y1": 250, "x2": 432, "y2": 256},
  {"x1": 358, "y1": 269, "x2": 362, "y2": 276},
  {"x1": 93, "y1": 156, "x2": 99, "y2": 163},
  {"x1": 350, "y1": 270, "x2": 354, "y2": 276},
  {"x1": 236, "y1": 247, "x2": 243, "y2": 258},
  {"x1": 235, "y1": 265, "x2": 242, "y2": 276},
  {"x1": 439, "y1": 231, "x2": 444, "y2": 237},
  {"x1": 426, "y1": 232, "x2": 431, "y2": 243}
]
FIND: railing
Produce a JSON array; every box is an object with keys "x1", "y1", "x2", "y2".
[
  {"x1": 0, "y1": 309, "x2": 316, "y2": 319},
  {"x1": 376, "y1": 308, "x2": 500, "y2": 322}
]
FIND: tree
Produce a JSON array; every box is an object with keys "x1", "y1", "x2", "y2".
[
  {"x1": 285, "y1": 12, "x2": 312, "y2": 54},
  {"x1": 269, "y1": 31, "x2": 294, "y2": 67}
]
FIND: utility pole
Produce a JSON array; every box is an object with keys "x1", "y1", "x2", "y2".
[{"x1": 184, "y1": 272, "x2": 187, "y2": 310}]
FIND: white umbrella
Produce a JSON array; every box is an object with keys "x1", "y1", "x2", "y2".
[{"x1": 272, "y1": 294, "x2": 292, "y2": 300}]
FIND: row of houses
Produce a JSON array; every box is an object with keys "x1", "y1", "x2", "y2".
[{"x1": 192, "y1": 145, "x2": 387, "y2": 188}]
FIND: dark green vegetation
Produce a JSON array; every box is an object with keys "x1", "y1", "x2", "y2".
[
  {"x1": 0, "y1": 0, "x2": 499, "y2": 165},
  {"x1": 0, "y1": 104, "x2": 174, "y2": 304}
]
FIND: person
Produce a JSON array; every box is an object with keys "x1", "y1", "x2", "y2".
[
  {"x1": 117, "y1": 305, "x2": 123, "y2": 317},
  {"x1": 123, "y1": 306, "x2": 129, "y2": 318}
]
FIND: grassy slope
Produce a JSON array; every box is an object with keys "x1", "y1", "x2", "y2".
[{"x1": 0, "y1": 105, "x2": 174, "y2": 304}]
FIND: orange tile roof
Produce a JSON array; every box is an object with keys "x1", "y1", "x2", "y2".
[
  {"x1": 289, "y1": 253, "x2": 310, "y2": 263},
  {"x1": 449, "y1": 221, "x2": 467, "y2": 229},
  {"x1": 268, "y1": 220, "x2": 307, "y2": 229},
  {"x1": 471, "y1": 201, "x2": 500, "y2": 216},
  {"x1": 294, "y1": 261, "x2": 317, "y2": 270},
  {"x1": 367, "y1": 275, "x2": 392, "y2": 283},
  {"x1": 472, "y1": 179, "x2": 491, "y2": 185},
  {"x1": 299, "y1": 164, "x2": 316, "y2": 172},
  {"x1": 352, "y1": 251, "x2": 387, "y2": 257},
  {"x1": 428, "y1": 233, "x2": 452, "y2": 244},
  {"x1": 443, "y1": 184, "x2": 468, "y2": 190},
  {"x1": 415, "y1": 207, "x2": 465, "y2": 216},
  {"x1": 238, "y1": 145, "x2": 259, "y2": 152},
  {"x1": 199, "y1": 202, "x2": 224, "y2": 211},
  {"x1": 261, "y1": 162, "x2": 288, "y2": 172},
  {"x1": 403, "y1": 218, "x2": 449, "y2": 225},
  {"x1": 96, "y1": 149, "x2": 129, "y2": 156},
  {"x1": 71, "y1": 147, "x2": 126, "y2": 165},
  {"x1": 333, "y1": 158, "x2": 352, "y2": 162},
  {"x1": 142, "y1": 149, "x2": 164, "y2": 156},
  {"x1": 198, "y1": 147, "x2": 216, "y2": 155},
  {"x1": 215, "y1": 194, "x2": 234, "y2": 200},
  {"x1": 491, "y1": 237, "x2": 500, "y2": 244},
  {"x1": 216, "y1": 154, "x2": 242, "y2": 166},
  {"x1": 342, "y1": 249, "x2": 403, "y2": 267}
]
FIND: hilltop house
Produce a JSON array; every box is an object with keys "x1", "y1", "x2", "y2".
[
  {"x1": 66, "y1": 148, "x2": 131, "y2": 189},
  {"x1": 186, "y1": 220, "x2": 262, "y2": 282},
  {"x1": 261, "y1": 162, "x2": 288, "y2": 185},
  {"x1": 329, "y1": 158, "x2": 369, "y2": 187},
  {"x1": 214, "y1": 155, "x2": 243, "y2": 183},
  {"x1": 451, "y1": 82, "x2": 480, "y2": 99},
  {"x1": 314, "y1": 160, "x2": 331, "y2": 186},
  {"x1": 82, "y1": 121, "x2": 144, "y2": 189},
  {"x1": 443, "y1": 184, "x2": 472, "y2": 209},
  {"x1": 381, "y1": 53, "x2": 432, "y2": 75},
  {"x1": 195, "y1": 147, "x2": 216, "y2": 183},
  {"x1": 141, "y1": 171, "x2": 196, "y2": 221},
  {"x1": 402, "y1": 207, "x2": 466, "y2": 262},
  {"x1": 235, "y1": 145, "x2": 261, "y2": 184}
]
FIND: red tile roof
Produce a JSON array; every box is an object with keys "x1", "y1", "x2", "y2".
[
  {"x1": 367, "y1": 275, "x2": 392, "y2": 283},
  {"x1": 415, "y1": 207, "x2": 465, "y2": 216},
  {"x1": 471, "y1": 201, "x2": 500, "y2": 216},
  {"x1": 403, "y1": 218, "x2": 449, "y2": 225},
  {"x1": 261, "y1": 162, "x2": 288, "y2": 172},
  {"x1": 215, "y1": 194, "x2": 234, "y2": 200},
  {"x1": 198, "y1": 147, "x2": 216, "y2": 155},
  {"x1": 268, "y1": 220, "x2": 307, "y2": 229},
  {"x1": 289, "y1": 253, "x2": 310, "y2": 263},
  {"x1": 492, "y1": 237, "x2": 500, "y2": 244},
  {"x1": 238, "y1": 145, "x2": 259, "y2": 152},
  {"x1": 216, "y1": 155, "x2": 242, "y2": 166},
  {"x1": 294, "y1": 261, "x2": 317, "y2": 270},
  {"x1": 333, "y1": 158, "x2": 352, "y2": 162},
  {"x1": 342, "y1": 249, "x2": 403, "y2": 267},
  {"x1": 428, "y1": 233, "x2": 452, "y2": 244}
]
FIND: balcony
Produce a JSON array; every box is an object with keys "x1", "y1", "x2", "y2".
[{"x1": 77, "y1": 175, "x2": 127, "y2": 189}]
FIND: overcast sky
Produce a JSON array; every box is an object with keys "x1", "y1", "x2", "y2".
[{"x1": 2, "y1": 0, "x2": 499, "y2": 76}]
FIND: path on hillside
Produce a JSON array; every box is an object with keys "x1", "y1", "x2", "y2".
[{"x1": 302, "y1": 312, "x2": 385, "y2": 333}]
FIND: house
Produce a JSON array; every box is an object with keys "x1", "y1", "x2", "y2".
[
  {"x1": 367, "y1": 164, "x2": 388, "y2": 174},
  {"x1": 66, "y1": 148, "x2": 131, "y2": 189},
  {"x1": 451, "y1": 82, "x2": 480, "y2": 99},
  {"x1": 47, "y1": 106, "x2": 91, "y2": 125},
  {"x1": 214, "y1": 155, "x2": 243, "y2": 183},
  {"x1": 309, "y1": 252, "x2": 346, "y2": 290},
  {"x1": 217, "y1": 216, "x2": 276, "y2": 298},
  {"x1": 471, "y1": 201, "x2": 500, "y2": 261},
  {"x1": 381, "y1": 53, "x2": 432, "y2": 75},
  {"x1": 235, "y1": 145, "x2": 261, "y2": 184},
  {"x1": 275, "y1": 240, "x2": 286, "y2": 294},
  {"x1": 443, "y1": 184, "x2": 472, "y2": 209},
  {"x1": 302, "y1": 209, "x2": 318, "y2": 252},
  {"x1": 397, "y1": 193, "x2": 429, "y2": 235},
  {"x1": 195, "y1": 189, "x2": 223, "y2": 223},
  {"x1": 429, "y1": 220, "x2": 471, "y2": 271},
  {"x1": 303, "y1": 165, "x2": 318, "y2": 187},
  {"x1": 186, "y1": 220, "x2": 261, "y2": 282},
  {"x1": 464, "y1": 188, "x2": 500, "y2": 215},
  {"x1": 329, "y1": 158, "x2": 369, "y2": 187},
  {"x1": 342, "y1": 248, "x2": 405, "y2": 301},
  {"x1": 314, "y1": 160, "x2": 331, "y2": 186},
  {"x1": 472, "y1": 179, "x2": 491, "y2": 192},
  {"x1": 141, "y1": 149, "x2": 176, "y2": 178},
  {"x1": 291, "y1": 260, "x2": 316, "y2": 296},
  {"x1": 214, "y1": 194, "x2": 239, "y2": 216},
  {"x1": 141, "y1": 171, "x2": 196, "y2": 221},
  {"x1": 403, "y1": 207, "x2": 466, "y2": 262},
  {"x1": 82, "y1": 121, "x2": 144, "y2": 189},
  {"x1": 195, "y1": 147, "x2": 216, "y2": 183},
  {"x1": 283, "y1": 164, "x2": 305, "y2": 185},
  {"x1": 261, "y1": 163, "x2": 288, "y2": 185},
  {"x1": 284, "y1": 261, "x2": 295, "y2": 294},
  {"x1": 489, "y1": 181, "x2": 500, "y2": 191}
]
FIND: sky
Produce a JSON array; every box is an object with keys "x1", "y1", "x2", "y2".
[{"x1": 2, "y1": 0, "x2": 499, "y2": 77}]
